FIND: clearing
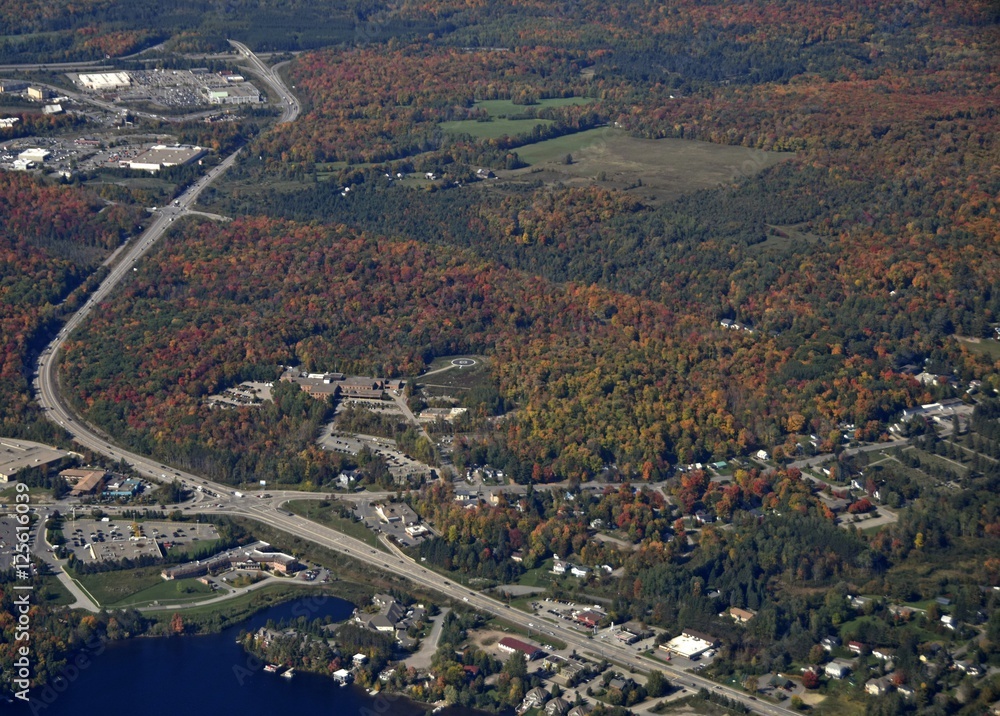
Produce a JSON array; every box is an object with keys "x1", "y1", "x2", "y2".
[{"x1": 501, "y1": 128, "x2": 794, "y2": 203}]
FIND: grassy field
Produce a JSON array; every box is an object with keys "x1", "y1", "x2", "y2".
[
  {"x1": 440, "y1": 116, "x2": 554, "y2": 140},
  {"x1": 37, "y1": 575, "x2": 75, "y2": 606},
  {"x1": 111, "y1": 576, "x2": 216, "y2": 608},
  {"x1": 166, "y1": 538, "x2": 221, "y2": 558},
  {"x1": 512, "y1": 127, "x2": 611, "y2": 164},
  {"x1": 955, "y1": 336, "x2": 1000, "y2": 359},
  {"x1": 285, "y1": 499, "x2": 387, "y2": 551},
  {"x1": 474, "y1": 97, "x2": 595, "y2": 117},
  {"x1": 75, "y1": 565, "x2": 166, "y2": 606},
  {"x1": 415, "y1": 354, "x2": 492, "y2": 398},
  {"x1": 504, "y1": 130, "x2": 794, "y2": 203}
]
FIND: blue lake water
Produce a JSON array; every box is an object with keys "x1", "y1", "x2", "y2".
[{"x1": 9, "y1": 596, "x2": 478, "y2": 716}]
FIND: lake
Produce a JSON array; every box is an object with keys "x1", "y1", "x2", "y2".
[{"x1": 9, "y1": 596, "x2": 479, "y2": 716}]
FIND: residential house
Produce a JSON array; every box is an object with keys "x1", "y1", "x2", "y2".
[
  {"x1": 865, "y1": 677, "x2": 893, "y2": 696},
  {"x1": 520, "y1": 687, "x2": 550, "y2": 712},
  {"x1": 825, "y1": 661, "x2": 852, "y2": 679},
  {"x1": 729, "y1": 607, "x2": 757, "y2": 623},
  {"x1": 552, "y1": 560, "x2": 568, "y2": 575},
  {"x1": 545, "y1": 698, "x2": 570, "y2": 716}
]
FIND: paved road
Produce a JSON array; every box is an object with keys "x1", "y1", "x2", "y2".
[{"x1": 228, "y1": 40, "x2": 300, "y2": 124}]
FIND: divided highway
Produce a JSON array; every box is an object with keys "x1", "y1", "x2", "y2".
[{"x1": 28, "y1": 42, "x2": 790, "y2": 716}]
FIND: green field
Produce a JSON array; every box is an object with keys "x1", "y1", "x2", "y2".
[
  {"x1": 75, "y1": 565, "x2": 168, "y2": 606},
  {"x1": 439, "y1": 116, "x2": 555, "y2": 140},
  {"x1": 474, "y1": 97, "x2": 595, "y2": 117},
  {"x1": 286, "y1": 499, "x2": 387, "y2": 551},
  {"x1": 955, "y1": 336, "x2": 1000, "y2": 359},
  {"x1": 512, "y1": 127, "x2": 610, "y2": 165},
  {"x1": 439, "y1": 97, "x2": 594, "y2": 140},
  {"x1": 111, "y1": 576, "x2": 216, "y2": 608},
  {"x1": 166, "y1": 538, "x2": 222, "y2": 558}
]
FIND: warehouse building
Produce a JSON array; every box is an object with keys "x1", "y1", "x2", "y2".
[
  {"x1": 128, "y1": 145, "x2": 205, "y2": 172},
  {"x1": 0, "y1": 439, "x2": 70, "y2": 482},
  {"x1": 201, "y1": 83, "x2": 262, "y2": 105},
  {"x1": 77, "y1": 72, "x2": 132, "y2": 91}
]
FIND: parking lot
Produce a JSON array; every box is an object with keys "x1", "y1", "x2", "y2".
[
  {"x1": 318, "y1": 422, "x2": 431, "y2": 481},
  {"x1": 0, "y1": 514, "x2": 31, "y2": 571},
  {"x1": 61, "y1": 519, "x2": 219, "y2": 563}
]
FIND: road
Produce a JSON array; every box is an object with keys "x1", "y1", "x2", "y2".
[
  {"x1": 27, "y1": 43, "x2": 789, "y2": 716},
  {"x1": 228, "y1": 40, "x2": 300, "y2": 124}
]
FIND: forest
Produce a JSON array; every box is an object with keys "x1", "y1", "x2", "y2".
[{"x1": 0, "y1": 173, "x2": 142, "y2": 444}]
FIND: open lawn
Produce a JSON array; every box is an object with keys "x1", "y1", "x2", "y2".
[
  {"x1": 415, "y1": 355, "x2": 492, "y2": 397},
  {"x1": 75, "y1": 565, "x2": 167, "y2": 606},
  {"x1": 37, "y1": 575, "x2": 75, "y2": 606},
  {"x1": 503, "y1": 130, "x2": 794, "y2": 203},
  {"x1": 955, "y1": 336, "x2": 1000, "y2": 359},
  {"x1": 111, "y1": 576, "x2": 215, "y2": 608},
  {"x1": 286, "y1": 499, "x2": 387, "y2": 551},
  {"x1": 516, "y1": 561, "x2": 559, "y2": 590},
  {"x1": 166, "y1": 538, "x2": 221, "y2": 558},
  {"x1": 473, "y1": 97, "x2": 595, "y2": 117}
]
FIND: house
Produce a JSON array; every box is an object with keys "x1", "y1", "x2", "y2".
[
  {"x1": 865, "y1": 677, "x2": 893, "y2": 696},
  {"x1": 567, "y1": 706, "x2": 592, "y2": 716},
  {"x1": 333, "y1": 668, "x2": 353, "y2": 684},
  {"x1": 545, "y1": 698, "x2": 570, "y2": 716},
  {"x1": 825, "y1": 660, "x2": 852, "y2": 679},
  {"x1": 821, "y1": 635, "x2": 842, "y2": 651},
  {"x1": 872, "y1": 647, "x2": 894, "y2": 661},
  {"x1": 520, "y1": 686, "x2": 550, "y2": 711},
  {"x1": 720, "y1": 319, "x2": 735, "y2": 328},
  {"x1": 694, "y1": 510, "x2": 715, "y2": 525},
  {"x1": 729, "y1": 607, "x2": 756, "y2": 623},
  {"x1": 848, "y1": 641, "x2": 865, "y2": 654},
  {"x1": 463, "y1": 665, "x2": 481, "y2": 679},
  {"x1": 955, "y1": 660, "x2": 983, "y2": 677},
  {"x1": 756, "y1": 449, "x2": 769, "y2": 461},
  {"x1": 940, "y1": 614, "x2": 955, "y2": 629},
  {"x1": 336, "y1": 470, "x2": 359, "y2": 488},
  {"x1": 511, "y1": 551, "x2": 524, "y2": 563},
  {"x1": 498, "y1": 636, "x2": 543, "y2": 660},
  {"x1": 353, "y1": 653, "x2": 368, "y2": 665},
  {"x1": 570, "y1": 565, "x2": 591, "y2": 578},
  {"x1": 552, "y1": 560, "x2": 568, "y2": 575}
]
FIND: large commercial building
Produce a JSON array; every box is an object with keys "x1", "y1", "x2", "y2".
[
  {"x1": 0, "y1": 439, "x2": 71, "y2": 482},
  {"x1": 77, "y1": 72, "x2": 132, "y2": 90},
  {"x1": 128, "y1": 145, "x2": 205, "y2": 173},
  {"x1": 201, "y1": 83, "x2": 262, "y2": 105}
]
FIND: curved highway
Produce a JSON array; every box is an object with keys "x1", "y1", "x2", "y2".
[{"x1": 30, "y1": 42, "x2": 787, "y2": 716}]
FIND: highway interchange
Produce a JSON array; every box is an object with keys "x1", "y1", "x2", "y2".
[{"x1": 24, "y1": 43, "x2": 794, "y2": 716}]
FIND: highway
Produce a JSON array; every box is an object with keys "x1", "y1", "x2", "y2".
[{"x1": 28, "y1": 42, "x2": 790, "y2": 716}]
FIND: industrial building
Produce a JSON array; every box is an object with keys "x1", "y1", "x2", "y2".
[
  {"x1": 0, "y1": 439, "x2": 70, "y2": 481},
  {"x1": 127, "y1": 145, "x2": 205, "y2": 172},
  {"x1": 19, "y1": 148, "x2": 51, "y2": 163},
  {"x1": 0, "y1": 80, "x2": 27, "y2": 93},
  {"x1": 77, "y1": 72, "x2": 132, "y2": 91},
  {"x1": 201, "y1": 83, "x2": 262, "y2": 105}
]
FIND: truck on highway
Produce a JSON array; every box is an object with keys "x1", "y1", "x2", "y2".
[{"x1": 233, "y1": 491, "x2": 244, "y2": 498}]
